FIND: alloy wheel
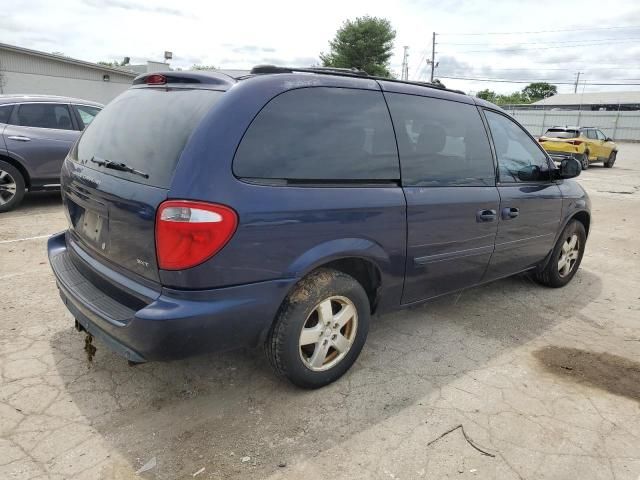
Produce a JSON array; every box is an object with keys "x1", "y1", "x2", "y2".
[
  {"x1": 0, "y1": 170, "x2": 17, "y2": 206},
  {"x1": 299, "y1": 296, "x2": 358, "y2": 372},
  {"x1": 581, "y1": 154, "x2": 589, "y2": 170},
  {"x1": 558, "y1": 234, "x2": 580, "y2": 278}
]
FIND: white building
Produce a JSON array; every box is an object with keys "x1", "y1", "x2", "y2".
[
  {"x1": 531, "y1": 91, "x2": 640, "y2": 111},
  {"x1": 0, "y1": 43, "x2": 144, "y2": 104}
]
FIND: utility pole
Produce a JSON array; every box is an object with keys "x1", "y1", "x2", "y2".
[
  {"x1": 430, "y1": 32, "x2": 437, "y2": 82},
  {"x1": 401, "y1": 46, "x2": 409, "y2": 81},
  {"x1": 574, "y1": 72, "x2": 582, "y2": 94}
]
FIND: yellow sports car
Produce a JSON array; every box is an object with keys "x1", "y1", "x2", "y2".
[{"x1": 538, "y1": 126, "x2": 618, "y2": 170}]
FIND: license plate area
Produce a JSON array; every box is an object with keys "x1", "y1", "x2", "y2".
[
  {"x1": 81, "y1": 209, "x2": 107, "y2": 244},
  {"x1": 66, "y1": 195, "x2": 110, "y2": 252}
]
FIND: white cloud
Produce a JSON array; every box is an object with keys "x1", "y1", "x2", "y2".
[{"x1": 2, "y1": 0, "x2": 640, "y2": 94}]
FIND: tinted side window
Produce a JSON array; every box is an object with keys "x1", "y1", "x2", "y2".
[
  {"x1": 75, "y1": 105, "x2": 101, "y2": 128},
  {"x1": 386, "y1": 93, "x2": 495, "y2": 186},
  {"x1": 485, "y1": 110, "x2": 550, "y2": 183},
  {"x1": 0, "y1": 105, "x2": 13, "y2": 124},
  {"x1": 234, "y1": 87, "x2": 399, "y2": 181},
  {"x1": 17, "y1": 103, "x2": 74, "y2": 130}
]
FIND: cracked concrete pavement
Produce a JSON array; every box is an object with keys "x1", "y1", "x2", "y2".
[{"x1": 1, "y1": 144, "x2": 639, "y2": 480}]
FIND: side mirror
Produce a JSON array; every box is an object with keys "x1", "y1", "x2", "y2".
[
  {"x1": 558, "y1": 158, "x2": 581, "y2": 179},
  {"x1": 605, "y1": 137, "x2": 613, "y2": 142},
  {"x1": 517, "y1": 165, "x2": 542, "y2": 182}
]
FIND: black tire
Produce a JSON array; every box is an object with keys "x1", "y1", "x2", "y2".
[
  {"x1": 266, "y1": 268, "x2": 370, "y2": 389},
  {"x1": 535, "y1": 220, "x2": 586, "y2": 288},
  {"x1": 580, "y1": 151, "x2": 589, "y2": 170},
  {"x1": 0, "y1": 160, "x2": 26, "y2": 213},
  {"x1": 605, "y1": 151, "x2": 616, "y2": 168}
]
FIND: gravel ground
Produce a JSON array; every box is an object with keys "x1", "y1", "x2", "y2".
[{"x1": 1, "y1": 144, "x2": 639, "y2": 480}]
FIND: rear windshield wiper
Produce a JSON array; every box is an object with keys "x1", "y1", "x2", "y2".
[{"x1": 90, "y1": 156, "x2": 149, "y2": 179}]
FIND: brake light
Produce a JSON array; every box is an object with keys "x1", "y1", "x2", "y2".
[
  {"x1": 570, "y1": 140, "x2": 583, "y2": 146},
  {"x1": 146, "y1": 74, "x2": 166, "y2": 85},
  {"x1": 156, "y1": 201, "x2": 238, "y2": 270}
]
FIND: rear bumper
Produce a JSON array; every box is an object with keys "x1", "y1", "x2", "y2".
[
  {"x1": 542, "y1": 145, "x2": 583, "y2": 162},
  {"x1": 48, "y1": 232, "x2": 295, "y2": 362},
  {"x1": 545, "y1": 151, "x2": 582, "y2": 165}
]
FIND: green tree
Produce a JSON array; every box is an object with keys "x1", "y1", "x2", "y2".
[
  {"x1": 494, "y1": 91, "x2": 529, "y2": 105},
  {"x1": 98, "y1": 60, "x2": 128, "y2": 68},
  {"x1": 476, "y1": 89, "x2": 497, "y2": 102},
  {"x1": 191, "y1": 64, "x2": 217, "y2": 70},
  {"x1": 522, "y1": 82, "x2": 557, "y2": 102},
  {"x1": 320, "y1": 16, "x2": 396, "y2": 77}
]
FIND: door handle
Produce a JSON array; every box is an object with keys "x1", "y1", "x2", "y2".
[
  {"x1": 476, "y1": 209, "x2": 497, "y2": 222},
  {"x1": 7, "y1": 135, "x2": 31, "y2": 142},
  {"x1": 502, "y1": 207, "x2": 519, "y2": 220}
]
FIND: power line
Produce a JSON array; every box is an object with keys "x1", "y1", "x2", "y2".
[
  {"x1": 437, "y1": 75, "x2": 640, "y2": 85},
  {"x1": 439, "y1": 25, "x2": 640, "y2": 36},
  {"x1": 442, "y1": 38, "x2": 640, "y2": 53},
  {"x1": 411, "y1": 51, "x2": 427, "y2": 79},
  {"x1": 466, "y1": 66, "x2": 640, "y2": 71},
  {"x1": 439, "y1": 36, "x2": 640, "y2": 45}
]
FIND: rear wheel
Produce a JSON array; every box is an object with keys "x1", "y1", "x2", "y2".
[
  {"x1": 0, "y1": 160, "x2": 26, "y2": 213},
  {"x1": 580, "y1": 151, "x2": 589, "y2": 170},
  {"x1": 266, "y1": 268, "x2": 370, "y2": 389},
  {"x1": 605, "y1": 151, "x2": 616, "y2": 168},
  {"x1": 534, "y1": 220, "x2": 586, "y2": 288}
]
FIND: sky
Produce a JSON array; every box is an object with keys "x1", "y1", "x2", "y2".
[{"x1": 2, "y1": 0, "x2": 640, "y2": 95}]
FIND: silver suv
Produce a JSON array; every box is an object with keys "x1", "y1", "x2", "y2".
[{"x1": 0, "y1": 95, "x2": 102, "y2": 212}]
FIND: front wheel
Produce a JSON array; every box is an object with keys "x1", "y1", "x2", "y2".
[
  {"x1": 266, "y1": 268, "x2": 370, "y2": 389},
  {"x1": 605, "y1": 151, "x2": 616, "y2": 168},
  {"x1": 534, "y1": 220, "x2": 586, "y2": 288}
]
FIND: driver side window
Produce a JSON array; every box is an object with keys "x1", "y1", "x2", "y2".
[{"x1": 485, "y1": 110, "x2": 550, "y2": 183}]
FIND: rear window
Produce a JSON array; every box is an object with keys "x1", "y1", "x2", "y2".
[
  {"x1": 75, "y1": 88, "x2": 223, "y2": 187},
  {"x1": 233, "y1": 87, "x2": 399, "y2": 182},
  {"x1": 544, "y1": 129, "x2": 579, "y2": 139}
]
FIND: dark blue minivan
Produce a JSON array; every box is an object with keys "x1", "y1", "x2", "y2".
[{"x1": 48, "y1": 67, "x2": 589, "y2": 388}]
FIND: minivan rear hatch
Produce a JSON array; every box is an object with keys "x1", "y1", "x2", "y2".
[{"x1": 63, "y1": 84, "x2": 225, "y2": 282}]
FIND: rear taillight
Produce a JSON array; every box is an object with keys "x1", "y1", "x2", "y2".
[
  {"x1": 570, "y1": 140, "x2": 583, "y2": 146},
  {"x1": 155, "y1": 200, "x2": 238, "y2": 270}
]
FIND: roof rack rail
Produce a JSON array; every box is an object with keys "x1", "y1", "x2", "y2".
[
  {"x1": 251, "y1": 65, "x2": 369, "y2": 76},
  {"x1": 249, "y1": 64, "x2": 465, "y2": 95}
]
